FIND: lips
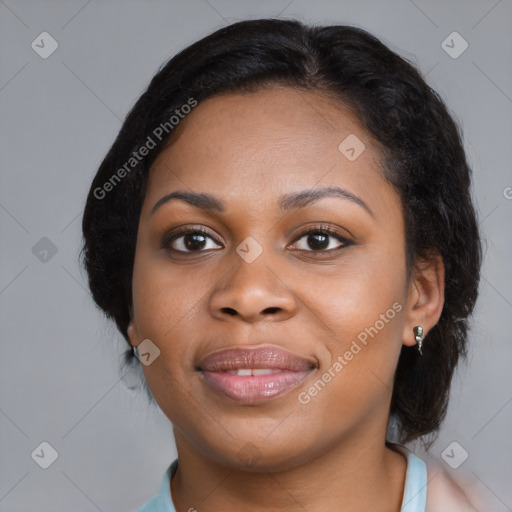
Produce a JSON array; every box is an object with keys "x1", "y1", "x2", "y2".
[{"x1": 197, "y1": 346, "x2": 317, "y2": 403}]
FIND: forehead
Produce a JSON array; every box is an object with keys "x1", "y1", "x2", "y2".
[{"x1": 145, "y1": 87, "x2": 395, "y2": 217}]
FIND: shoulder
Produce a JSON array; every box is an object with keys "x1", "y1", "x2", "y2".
[
  {"x1": 424, "y1": 457, "x2": 500, "y2": 512},
  {"x1": 425, "y1": 459, "x2": 476, "y2": 511}
]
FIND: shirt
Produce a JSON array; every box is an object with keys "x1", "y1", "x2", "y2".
[{"x1": 136, "y1": 444, "x2": 428, "y2": 511}]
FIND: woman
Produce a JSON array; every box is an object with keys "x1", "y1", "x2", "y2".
[{"x1": 82, "y1": 18, "x2": 486, "y2": 511}]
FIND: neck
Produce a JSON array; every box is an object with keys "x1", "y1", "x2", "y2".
[{"x1": 169, "y1": 424, "x2": 407, "y2": 512}]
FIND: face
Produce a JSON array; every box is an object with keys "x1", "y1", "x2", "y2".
[{"x1": 128, "y1": 87, "x2": 415, "y2": 471}]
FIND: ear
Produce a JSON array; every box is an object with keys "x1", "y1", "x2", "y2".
[
  {"x1": 402, "y1": 251, "x2": 445, "y2": 348},
  {"x1": 127, "y1": 318, "x2": 138, "y2": 349}
]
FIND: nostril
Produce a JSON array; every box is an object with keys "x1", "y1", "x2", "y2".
[
  {"x1": 221, "y1": 307, "x2": 238, "y2": 316},
  {"x1": 263, "y1": 307, "x2": 280, "y2": 314}
]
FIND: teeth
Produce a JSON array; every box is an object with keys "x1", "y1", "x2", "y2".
[
  {"x1": 226, "y1": 369, "x2": 283, "y2": 376},
  {"x1": 252, "y1": 368, "x2": 281, "y2": 376}
]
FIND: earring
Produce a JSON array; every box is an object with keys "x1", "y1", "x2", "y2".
[
  {"x1": 132, "y1": 345, "x2": 139, "y2": 359},
  {"x1": 413, "y1": 326, "x2": 424, "y2": 355}
]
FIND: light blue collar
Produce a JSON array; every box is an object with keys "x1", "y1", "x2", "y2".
[
  {"x1": 137, "y1": 459, "x2": 177, "y2": 512},
  {"x1": 394, "y1": 444, "x2": 428, "y2": 511}
]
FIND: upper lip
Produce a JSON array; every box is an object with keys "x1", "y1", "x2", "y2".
[{"x1": 198, "y1": 345, "x2": 317, "y2": 372}]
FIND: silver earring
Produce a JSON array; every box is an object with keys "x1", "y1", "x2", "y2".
[
  {"x1": 413, "y1": 326, "x2": 424, "y2": 355},
  {"x1": 132, "y1": 345, "x2": 139, "y2": 359}
]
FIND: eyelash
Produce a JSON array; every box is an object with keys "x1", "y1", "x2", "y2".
[
  {"x1": 290, "y1": 225, "x2": 353, "y2": 252},
  {"x1": 161, "y1": 224, "x2": 353, "y2": 255}
]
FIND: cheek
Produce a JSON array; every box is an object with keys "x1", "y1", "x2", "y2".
[
  {"x1": 298, "y1": 245, "x2": 406, "y2": 396},
  {"x1": 131, "y1": 246, "x2": 202, "y2": 340},
  {"x1": 131, "y1": 253, "x2": 206, "y2": 423},
  {"x1": 297, "y1": 291, "x2": 405, "y2": 436},
  {"x1": 302, "y1": 242, "x2": 406, "y2": 337}
]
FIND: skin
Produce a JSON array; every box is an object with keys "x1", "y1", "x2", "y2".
[{"x1": 127, "y1": 86, "x2": 444, "y2": 512}]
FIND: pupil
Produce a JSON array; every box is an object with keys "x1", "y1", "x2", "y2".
[
  {"x1": 185, "y1": 234, "x2": 206, "y2": 251},
  {"x1": 309, "y1": 233, "x2": 328, "y2": 250}
]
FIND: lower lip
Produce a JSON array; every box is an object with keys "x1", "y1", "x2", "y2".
[{"x1": 200, "y1": 369, "x2": 313, "y2": 403}]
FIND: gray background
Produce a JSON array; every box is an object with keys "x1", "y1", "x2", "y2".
[{"x1": 1, "y1": 0, "x2": 511, "y2": 510}]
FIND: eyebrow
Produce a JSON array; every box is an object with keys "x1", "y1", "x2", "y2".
[{"x1": 150, "y1": 186, "x2": 374, "y2": 217}]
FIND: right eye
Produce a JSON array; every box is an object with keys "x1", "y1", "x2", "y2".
[{"x1": 162, "y1": 227, "x2": 223, "y2": 253}]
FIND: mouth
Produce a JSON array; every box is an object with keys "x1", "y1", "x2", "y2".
[{"x1": 197, "y1": 345, "x2": 317, "y2": 404}]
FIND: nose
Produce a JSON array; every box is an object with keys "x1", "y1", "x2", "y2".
[{"x1": 208, "y1": 255, "x2": 297, "y2": 323}]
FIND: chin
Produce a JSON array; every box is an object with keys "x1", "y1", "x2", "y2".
[{"x1": 198, "y1": 433, "x2": 319, "y2": 473}]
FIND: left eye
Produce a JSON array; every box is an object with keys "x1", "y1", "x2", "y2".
[{"x1": 290, "y1": 228, "x2": 351, "y2": 252}]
